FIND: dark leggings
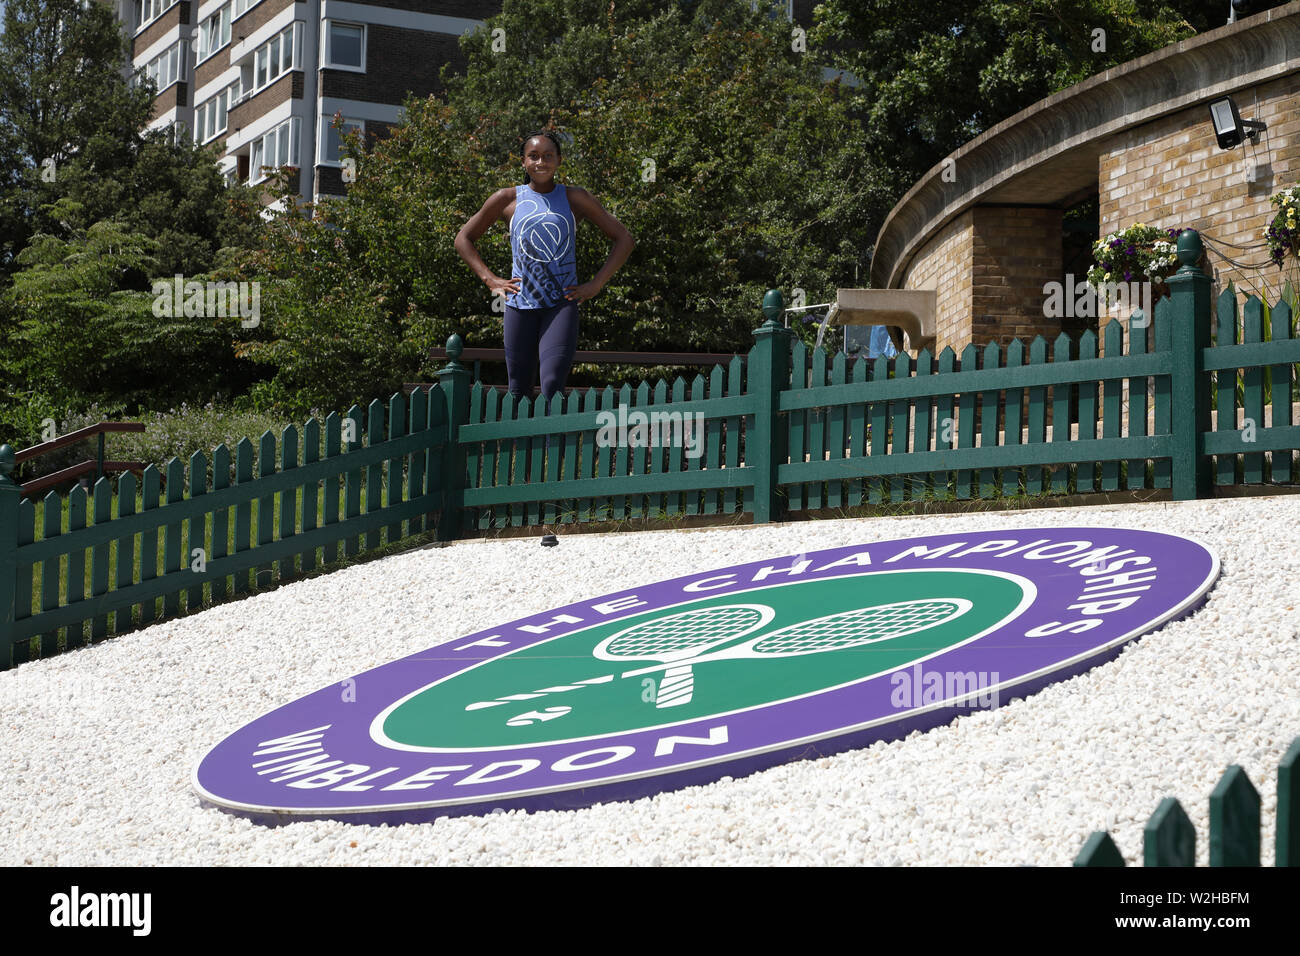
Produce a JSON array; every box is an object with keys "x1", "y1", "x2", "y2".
[{"x1": 503, "y1": 300, "x2": 579, "y2": 403}]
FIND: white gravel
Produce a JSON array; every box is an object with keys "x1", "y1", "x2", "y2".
[{"x1": 3, "y1": 495, "x2": 1298, "y2": 866}]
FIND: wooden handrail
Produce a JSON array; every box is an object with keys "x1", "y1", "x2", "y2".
[
  {"x1": 19, "y1": 459, "x2": 146, "y2": 499},
  {"x1": 404, "y1": 383, "x2": 583, "y2": 398},
  {"x1": 14, "y1": 422, "x2": 145, "y2": 465},
  {"x1": 428, "y1": 347, "x2": 746, "y2": 366}
]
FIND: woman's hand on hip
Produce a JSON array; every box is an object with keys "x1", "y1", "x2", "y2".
[
  {"x1": 486, "y1": 275, "x2": 521, "y2": 297},
  {"x1": 563, "y1": 281, "x2": 601, "y2": 303}
]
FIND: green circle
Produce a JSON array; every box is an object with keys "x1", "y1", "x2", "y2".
[{"x1": 383, "y1": 570, "x2": 1025, "y2": 749}]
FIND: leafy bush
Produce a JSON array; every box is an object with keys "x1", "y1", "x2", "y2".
[
  {"x1": 106, "y1": 402, "x2": 299, "y2": 484},
  {"x1": 3, "y1": 218, "x2": 265, "y2": 415},
  {"x1": 0, "y1": 389, "x2": 69, "y2": 457}
]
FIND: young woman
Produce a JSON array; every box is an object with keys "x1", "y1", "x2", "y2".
[{"x1": 454, "y1": 131, "x2": 635, "y2": 402}]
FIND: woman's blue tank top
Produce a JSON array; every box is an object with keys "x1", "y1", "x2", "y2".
[{"x1": 506, "y1": 182, "x2": 578, "y2": 309}]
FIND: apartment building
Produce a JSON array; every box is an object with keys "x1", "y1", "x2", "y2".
[
  {"x1": 100, "y1": 1, "x2": 845, "y2": 207},
  {"x1": 101, "y1": 0, "x2": 497, "y2": 205}
]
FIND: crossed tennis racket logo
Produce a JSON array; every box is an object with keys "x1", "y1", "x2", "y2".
[{"x1": 466, "y1": 598, "x2": 973, "y2": 714}]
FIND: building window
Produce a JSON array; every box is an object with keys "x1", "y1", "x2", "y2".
[
  {"x1": 320, "y1": 117, "x2": 364, "y2": 164},
  {"x1": 135, "y1": 0, "x2": 179, "y2": 32},
  {"x1": 139, "y1": 39, "x2": 187, "y2": 93},
  {"x1": 323, "y1": 21, "x2": 365, "y2": 71},
  {"x1": 170, "y1": 120, "x2": 188, "y2": 146},
  {"x1": 196, "y1": 3, "x2": 232, "y2": 64},
  {"x1": 194, "y1": 82, "x2": 238, "y2": 145},
  {"x1": 250, "y1": 117, "x2": 301, "y2": 185},
  {"x1": 249, "y1": 22, "x2": 300, "y2": 96},
  {"x1": 232, "y1": 0, "x2": 261, "y2": 21}
]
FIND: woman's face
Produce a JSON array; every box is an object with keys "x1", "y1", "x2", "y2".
[{"x1": 524, "y1": 137, "x2": 561, "y2": 182}]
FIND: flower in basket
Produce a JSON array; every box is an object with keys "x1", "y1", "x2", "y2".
[
  {"x1": 1086, "y1": 224, "x2": 1183, "y2": 290},
  {"x1": 1086, "y1": 224, "x2": 1183, "y2": 309},
  {"x1": 1265, "y1": 185, "x2": 1300, "y2": 267}
]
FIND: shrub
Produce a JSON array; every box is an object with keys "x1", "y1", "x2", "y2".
[{"x1": 106, "y1": 402, "x2": 298, "y2": 485}]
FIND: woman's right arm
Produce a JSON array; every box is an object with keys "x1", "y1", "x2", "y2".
[{"x1": 455, "y1": 188, "x2": 520, "y2": 298}]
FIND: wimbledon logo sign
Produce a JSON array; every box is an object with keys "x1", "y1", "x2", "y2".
[{"x1": 194, "y1": 527, "x2": 1218, "y2": 824}]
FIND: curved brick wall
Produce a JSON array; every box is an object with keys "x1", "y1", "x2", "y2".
[
  {"x1": 1098, "y1": 71, "x2": 1300, "y2": 302},
  {"x1": 875, "y1": 2, "x2": 1300, "y2": 354},
  {"x1": 898, "y1": 211, "x2": 971, "y2": 357}
]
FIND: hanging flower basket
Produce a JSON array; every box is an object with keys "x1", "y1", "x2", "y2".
[
  {"x1": 1083, "y1": 224, "x2": 1186, "y2": 323},
  {"x1": 1086, "y1": 224, "x2": 1183, "y2": 294},
  {"x1": 1265, "y1": 186, "x2": 1300, "y2": 267}
]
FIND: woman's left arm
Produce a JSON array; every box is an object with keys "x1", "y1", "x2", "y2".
[{"x1": 564, "y1": 187, "x2": 635, "y2": 303}]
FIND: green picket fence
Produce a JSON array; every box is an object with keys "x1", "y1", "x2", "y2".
[
  {"x1": 3, "y1": 229, "x2": 1300, "y2": 669},
  {"x1": 1210, "y1": 287, "x2": 1299, "y2": 486},
  {"x1": 0, "y1": 387, "x2": 450, "y2": 668},
  {"x1": 1075, "y1": 736, "x2": 1300, "y2": 866},
  {"x1": 445, "y1": 230, "x2": 1298, "y2": 530},
  {"x1": 457, "y1": 355, "x2": 756, "y2": 530},
  {"x1": 779, "y1": 281, "x2": 1296, "y2": 509}
]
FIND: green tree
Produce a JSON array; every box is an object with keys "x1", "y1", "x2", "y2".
[
  {"x1": 0, "y1": 0, "x2": 149, "y2": 277},
  {"x1": 3, "y1": 217, "x2": 262, "y2": 416},
  {"x1": 239, "y1": 0, "x2": 878, "y2": 414},
  {"x1": 1, "y1": 213, "x2": 262, "y2": 426},
  {"x1": 0, "y1": 0, "x2": 268, "y2": 440},
  {"x1": 0, "y1": 0, "x2": 264, "y2": 283}
]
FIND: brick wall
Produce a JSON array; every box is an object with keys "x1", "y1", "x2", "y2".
[
  {"x1": 1097, "y1": 71, "x2": 1300, "y2": 311},
  {"x1": 319, "y1": 24, "x2": 464, "y2": 103},
  {"x1": 227, "y1": 71, "x2": 301, "y2": 131},
  {"x1": 149, "y1": 82, "x2": 188, "y2": 120},
  {"x1": 232, "y1": 0, "x2": 293, "y2": 36},
  {"x1": 315, "y1": 164, "x2": 344, "y2": 197},
  {"x1": 133, "y1": 2, "x2": 190, "y2": 55},
  {"x1": 900, "y1": 211, "x2": 972, "y2": 358},
  {"x1": 969, "y1": 206, "x2": 1064, "y2": 350},
  {"x1": 903, "y1": 205, "x2": 1064, "y2": 357},
  {"x1": 194, "y1": 47, "x2": 232, "y2": 93}
]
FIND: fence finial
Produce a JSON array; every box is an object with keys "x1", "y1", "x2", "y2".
[
  {"x1": 438, "y1": 334, "x2": 466, "y2": 373},
  {"x1": 762, "y1": 289, "x2": 785, "y2": 329},
  {"x1": 0, "y1": 444, "x2": 13, "y2": 482},
  {"x1": 1176, "y1": 229, "x2": 1205, "y2": 274}
]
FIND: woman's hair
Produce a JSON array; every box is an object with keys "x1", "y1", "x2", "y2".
[{"x1": 522, "y1": 130, "x2": 564, "y2": 184}]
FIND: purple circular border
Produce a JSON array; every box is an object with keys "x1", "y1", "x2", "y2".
[{"x1": 193, "y1": 527, "x2": 1218, "y2": 824}]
